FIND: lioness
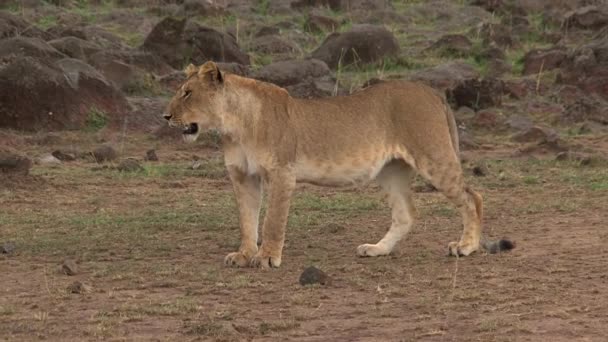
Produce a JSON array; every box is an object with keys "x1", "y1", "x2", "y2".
[{"x1": 164, "y1": 61, "x2": 513, "y2": 268}]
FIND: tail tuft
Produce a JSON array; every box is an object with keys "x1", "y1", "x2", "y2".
[{"x1": 482, "y1": 238, "x2": 516, "y2": 254}]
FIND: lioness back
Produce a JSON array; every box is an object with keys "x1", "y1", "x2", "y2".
[{"x1": 289, "y1": 81, "x2": 457, "y2": 186}]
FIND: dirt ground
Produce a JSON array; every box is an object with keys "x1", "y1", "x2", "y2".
[{"x1": 1, "y1": 134, "x2": 607, "y2": 342}]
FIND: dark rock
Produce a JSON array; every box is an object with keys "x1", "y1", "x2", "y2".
[
  {"x1": 48, "y1": 36, "x2": 101, "y2": 60},
  {"x1": 0, "y1": 11, "x2": 55, "y2": 40},
  {"x1": 250, "y1": 35, "x2": 298, "y2": 55},
  {"x1": 142, "y1": 17, "x2": 250, "y2": 69},
  {"x1": 67, "y1": 281, "x2": 91, "y2": 294},
  {"x1": 253, "y1": 59, "x2": 330, "y2": 87},
  {"x1": 409, "y1": 62, "x2": 479, "y2": 91},
  {"x1": 1, "y1": 242, "x2": 15, "y2": 254},
  {"x1": 52, "y1": 150, "x2": 76, "y2": 162},
  {"x1": 473, "y1": 22, "x2": 515, "y2": 48},
  {"x1": 299, "y1": 266, "x2": 330, "y2": 286},
  {"x1": 428, "y1": 34, "x2": 473, "y2": 57},
  {"x1": 506, "y1": 115, "x2": 534, "y2": 131},
  {"x1": 61, "y1": 259, "x2": 78, "y2": 276},
  {"x1": 291, "y1": 0, "x2": 391, "y2": 11},
  {"x1": 92, "y1": 145, "x2": 118, "y2": 163},
  {"x1": 286, "y1": 76, "x2": 339, "y2": 99},
  {"x1": 449, "y1": 78, "x2": 504, "y2": 110},
  {"x1": 472, "y1": 160, "x2": 489, "y2": 176},
  {"x1": 0, "y1": 37, "x2": 66, "y2": 60},
  {"x1": 255, "y1": 26, "x2": 280, "y2": 37},
  {"x1": 511, "y1": 126, "x2": 559, "y2": 143},
  {"x1": 0, "y1": 56, "x2": 128, "y2": 131},
  {"x1": 311, "y1": 24, "x2": 399, "y2": 69},
  {"x1": 471, "y1": 109, "x2": 504, "y2": 128},
  {"x1": 522, "y1": 47, "x2": 567, "y2": 75},
  {"x1": 0, "y1": 149, "x2": 32, "y2": 175},
  {"x1": 179, "y1": 0, "x2": 228, "y2": 17},
  {"x1": 145, "y1": 149, "x2": 159, "y2": 161},
  {"x1": 561, "y1": 96, "x2": 608, "y2": 124},
  {"x1": 304, "y1": 14, "x2": 339, "y2": 33},
  {"x1": 118, "y1": 158, "x2": 144, "y2": 172},
  {"x1": 564, "y1": 6, "x2": 608, "y2": 30}
]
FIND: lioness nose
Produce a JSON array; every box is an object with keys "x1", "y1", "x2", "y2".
[{"x1": 163, "y1": 113, "x2": 172, "y2": 121}]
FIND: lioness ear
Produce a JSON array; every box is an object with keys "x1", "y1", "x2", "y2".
[
  {"x1": 184, "y1": 64, "x2": 198, "y2": 78},
  {"x1": 198, "y1": 61, "x2": 223, "y2": 84}
]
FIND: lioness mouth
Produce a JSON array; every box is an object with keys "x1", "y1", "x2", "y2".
[{"x1": 183, "y1": 123, "x2": 199, "y2": 135}]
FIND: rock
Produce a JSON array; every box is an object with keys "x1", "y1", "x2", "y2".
[
  {"x1": 179, "y1": 0, "x2": 228, "y2": 17},
  {"x1": 48, "y1": 36, "x2": 101, "y2": 61},
  {"x1": 504, "y1": 79, "x2": 533, "y2": 99},
  {"x1": 522, "y1": 47, "x2": 567, "y2": 75},
  {"x1": 561, "y1": 96, "x2": 608, "y2": 124},
  {"x1": 577, "y1": 121, "x2": 607, "y2": 134},
  {"x1": 253, "y1": 59, "x2": 330, "y2": 87},
  {"x1": 449, "y1": 78, "x2": 504, "y2": 110},
  {"x1": 117, "y1": 158, "x2": 143, "y2": 172},
  {"x1": 250, "y1": 35, "x2": 298, "y2": 55},
  {"x1": 88, "y1": 49, "x2": 173, "y2": 77},
  {"x1": 511, "y1": 125, "x2": 559, "y2": 143},
  {"x1": 311, "y1": 24, "x2": 399, "y2": 69},
  {"x1": 66, "y1": 281, "x2": 91, "y2": 294},
  {"x1": 564, "y1": 6, "x2": 608, "y2": 30},
  {"x1": 471, "y1": 109, "x2": 504, "y2": 128},
  {"x1": 286, "y1": 76, "x2": 338, "y2": 99},
  {"x1": 38, "y1": 154, "x2": 62, "y2": 165},
  {"x1": 558, "y1": 37, "x2": 608, "y2": 101},
  {"x1": 1, "y1": 242, "x2": 15, "y2": 254},
  {"x1": 61, "y1": 259, "x2": 78, "y2": 276},
  {"x1": 409, "y1": 62, "x2": 479, "y2": 91},
  {"x1": 291, "y1": 0, "x2": 391, "y2": 11},
  {"x1": 0, "y1": 37, "x2": 66, "y2": 60},
  {"x1": 142, "y1": 17, "x2": 250, "y2": 69},
  {"x1": 299, "y1": 266, "x2": 330, "y2": 286},
  {"x1": 51, "y1": 150, "x2": 76, "y2": 162},
  {"x1": 304, "y1": 14, "x2": 339, "y2": 33},
  {"x1": 506, "y1": 115, "x2": 534, "y2": 131},
  {"x1": 0, "y1": 12, "x2": 55, "y2": 40},
  {"x1": 0, "y1": 149, "x2": 32, "y2": 175},
  {"x1": 428, "y1": 34, "x2": 472, "y2": 57},
  {"x1": 145, "y1": 149, "x2": 159, "y2": 161},
  {"x1": 92, "y1": 145, "x2": 118, "y2": 163},
  {"x1": 473, "y1": 22, "x2": 514, "y2": 48},
  {"x1": 0, "y1": 56, "x2": 129, "y2": 131},
  {"x1": 255, "y1": 26, "x2": 280, "y2": 37},
  {"x1": 471, "y1": 160, "x2": 489, "y2": 176}
]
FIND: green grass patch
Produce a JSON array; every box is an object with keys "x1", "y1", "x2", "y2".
[{"x1": 85, "y1": 107, "x2": 108, "y2": 132}]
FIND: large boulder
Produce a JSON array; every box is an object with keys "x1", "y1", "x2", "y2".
[
  {"x1": 311, "y1": 24, "x2": 399, "y2": 69},
  {"x1": 0, "y1": 148, "x2": 32, "y2": 176},
  {"x1": 558, "y1": 37, "x2": 608, "y2": 100},
  {"x1": 449, "y1": 78, "x2": 504, "y2": 110},
  {"x1": 141, "y1": 17, "x2": 250, "y2": 69},
  {"x1": 564, "y1": 6, "x2": 608, "y2": 30},
  {"x1": 249, "y1": 35, "x2": 299, "y2": 55},
  {"x1": 48, "y1": 36, "x2": 102, "y2": 60},
  {"x1": 0, "y1": 56, "x2": 129, "y2": 131},
  {"x1": 522, "y1": 47, "x2": 568, "y2": 75},
  {"x1": 253, "y1": 59, "x2": 330, "y2": 87}
]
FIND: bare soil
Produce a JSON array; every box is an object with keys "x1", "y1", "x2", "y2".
[{"x1": 1, "y1": 135, "x2": 607, "y2": 342}]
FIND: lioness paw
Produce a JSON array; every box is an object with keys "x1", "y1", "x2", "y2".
[
  {"x1": 249, "y1": 252, "x2": 281, "y2": 269},
  {"x1": 356, "y1": 243, "x2": 391, "y2": 257},
  {"x1": 224, "y1": 251, "x2": 251, "y2": 267},
  {"x1": 448, "y1": 241, "x2": 479, "y2": 257}
]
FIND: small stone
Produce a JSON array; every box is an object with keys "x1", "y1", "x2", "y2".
[
  {"x1": 472, "y1": 161, "x2": 489, "y2": 177},
  {"x1": 92, "y1": 145, "x2": 118, "y2": 163},
  {"x1": 1, "y1": 242, "x2": 15, "y2": 254},
  {"x1": 145, "y1": 149, "x2": 159, "y2": 161},
  {"x1": 299, "y1": 266, "x2": 330, "y2": 286},
  {"x1": 51, "y1": 150, "x2": 75, "y2": 162},
  {"x1": 191, "y1": 161, "x2": 202, "y2": 170},
  {"x1": 117, "y1": 158, "x2": 143, "y2": 172},
  {"x1": 66, "y1": 281, "x2": 91, "y2": 294},
  {"x1": 61, "y1": 259, "x2": 78, "y2": 276}
]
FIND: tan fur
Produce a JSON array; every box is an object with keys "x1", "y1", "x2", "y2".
[{"x1": 165, "y1": 61, "x2": 486, "y2": 268}]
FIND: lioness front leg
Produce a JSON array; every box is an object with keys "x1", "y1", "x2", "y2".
[
  {"x1": 250, "y1": 170, "x2": 295, "y2": 269},
  {"x1": 224, "y1": 166, "x2": 262, "y2": 267}
]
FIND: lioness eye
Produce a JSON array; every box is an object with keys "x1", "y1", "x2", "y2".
[{"x1": 183, "y1": 90, "x2": 192, "y2": 99}]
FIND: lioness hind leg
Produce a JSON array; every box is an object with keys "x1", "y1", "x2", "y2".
[
  {"x1": 417, "y1": 158, "x2": 482, "y2": 256},
  {"x1": 357, "y1": 160, "x2": 416, "y2": 257}
]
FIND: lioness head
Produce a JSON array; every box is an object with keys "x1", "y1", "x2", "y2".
[{"x1": 164, "y1": 61, "x2": 224, "y2": 142}]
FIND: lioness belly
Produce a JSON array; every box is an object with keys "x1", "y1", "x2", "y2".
[{"x1": 295, "y1": 156, "x2": 391, "y2": 187}]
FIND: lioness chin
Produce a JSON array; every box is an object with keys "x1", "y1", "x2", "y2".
[{"x1": 164, "y1": 61, "x2": 514, "y2": 269}]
